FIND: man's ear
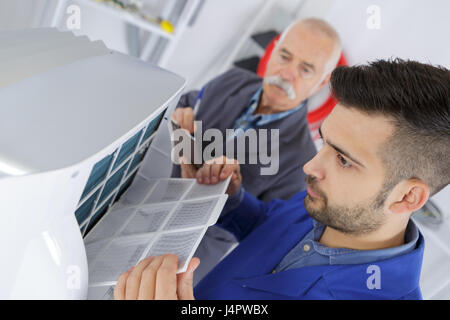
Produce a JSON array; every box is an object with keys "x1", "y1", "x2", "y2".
[
  {"x1": 388, "y1": 179, "x2": 430, "y2": 215},
  {"x1": 310, "y1": 73, "x2": 332, "y2": 96},
  {"x1": 321, "y1": 72, "x2": 333, "y2": 87}
]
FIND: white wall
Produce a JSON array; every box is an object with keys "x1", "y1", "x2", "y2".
[
  {"x1": 1, "y1": 0, "x2": 449, "y2": 81},
  {"x1": 296, "y1": 0, "x2": 450, "y2": 66}
]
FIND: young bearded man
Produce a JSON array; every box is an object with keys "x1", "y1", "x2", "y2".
[{"x1": 114, "y1": 58, "x2": 450, "y2": 300}]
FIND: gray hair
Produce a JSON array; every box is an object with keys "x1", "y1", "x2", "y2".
[{"x1": 277, "y1": 18, "x2": 342, "y2": 77}]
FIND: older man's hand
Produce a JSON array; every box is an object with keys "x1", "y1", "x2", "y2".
[
  {"x1": 180, "y1": 156, "x2": 242, "y2": 197},
  {"x1": 171, "y1": 108, "x2": 195, "y2": 134},
  {"x1": 114, "y1": 254, "x2": 200, "y2": 300}
]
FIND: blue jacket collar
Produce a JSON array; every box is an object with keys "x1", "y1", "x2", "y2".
[{"x1": 232, "y1": 232, "x2": 425, "y2": 299}]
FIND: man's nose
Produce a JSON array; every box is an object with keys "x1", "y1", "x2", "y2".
[
  {"x1": 303, "y1": 153, "x2": 325, "y2": 181},
  {"x1": 279, "y1": 64, "x2": 296, "y2": 82}
]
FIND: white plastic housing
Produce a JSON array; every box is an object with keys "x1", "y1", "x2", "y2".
[{"x1": 0, "y1": 29, "x2": 185, "y2": 299}]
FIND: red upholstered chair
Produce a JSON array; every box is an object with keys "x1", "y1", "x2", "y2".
[{"x1": 256, "y1": 34, "x2": 347, "y2": 142}]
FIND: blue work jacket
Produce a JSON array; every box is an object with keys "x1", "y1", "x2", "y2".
[{"x1": 194, "y1": 191, "x2": 424, "y2": 300}]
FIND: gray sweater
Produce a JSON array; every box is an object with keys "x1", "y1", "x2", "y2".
[{"x1": 173, "y1": 67, "x2": 316, "y2": 202}]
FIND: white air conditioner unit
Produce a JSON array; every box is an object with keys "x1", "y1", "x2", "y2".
[{"x1": 0, "y1": 28, "x2": 185, "y2": 299}]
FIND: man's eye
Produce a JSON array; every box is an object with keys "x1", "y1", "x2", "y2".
[
  {"x1": 337, "y1": 154, "x2": 352, "y2": 168},
  {"x1": 302, "y1": 67, "x2": 311, "y2": 73}
]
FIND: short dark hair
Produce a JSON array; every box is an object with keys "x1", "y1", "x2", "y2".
[{"x1": 330, "y1": 58, "x2": 450, "y2": 195}]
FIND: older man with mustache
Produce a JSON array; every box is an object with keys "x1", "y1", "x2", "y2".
[{"x1": 171, "y1": 18, "x2": 342, "y2": 284}]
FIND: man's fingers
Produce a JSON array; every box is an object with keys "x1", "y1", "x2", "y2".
[
  {"x1": 219, "y1": 164, "x2": 233, "y2": 180},
  {"x1": 171, "y1": 110, "x2": 179, "y2": 123},
  {"x1": 136, "y1": 255, "x2": 164, "y2": 300},
  {"x1": 179, "y1": 109, "x2": 194, "y2": 133},
  {"x1": 172, "y1": 108, "x2": 184, "y2": 125},
  {"x1": 210, "y1": 163, "x2": 224, "y2": 183},
  {"x1": 114, "y1": 267, "x2": 133, "y2": 300},
  {"x1": 220, "y1": 161, "x2": 239, "y2": 180},
  {"x1": 184, "y1": 110, "x2": 195, "y2": 133},
  {"x1": 115, "y1": 254, "x2": 198, "y2": 300},
  {"x1": 125, "y1": 257, "x2": 154, "y2": 300},
  {"x1": 180, "y1": 158, "x2": 197, "y2": 178},
  {"x1": 177, "y1": 257, "x2": 200, "y2": 300},
  {"x1": 155, "y1": 254, "x2": 179, "y2": 300},
  {"x1": 171, "y1": 108, "x2": 195, "y2": 133},
  {"x1": 198, "y1": 163, "x2": 212, "y2": 184},
  {"x1": 197, "y1": 157, "x2": 240, "y2": 185}
]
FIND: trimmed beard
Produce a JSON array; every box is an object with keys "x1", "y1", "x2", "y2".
[{"x1": 304, "y1": 175, "x2": 391, "y2": 236}]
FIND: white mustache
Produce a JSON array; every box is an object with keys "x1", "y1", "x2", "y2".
[{"x1": 264, "y1": 76, "x2": 297, "y2": 100}]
